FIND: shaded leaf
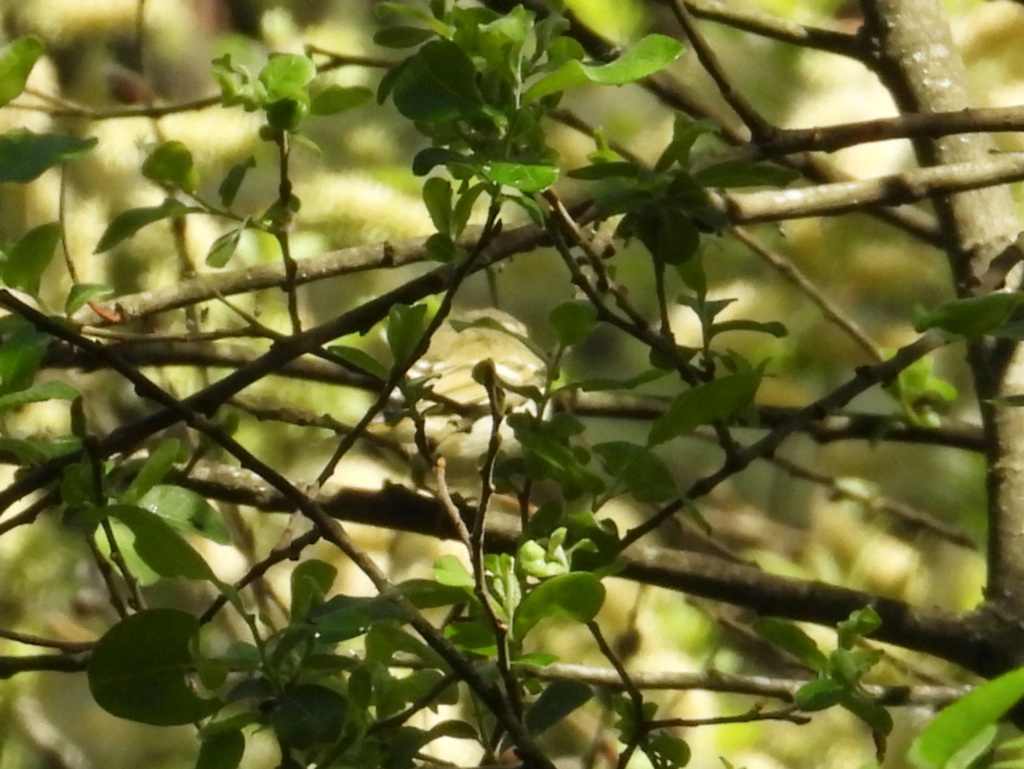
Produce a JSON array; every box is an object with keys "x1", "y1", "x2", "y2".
[
  {"x1": 88, "y1": 608, "x2": 220, "y2": 725},
  {"x1": 649, "y1": 371, "x2": 761, "y2": 445},
  {"x1": 0, "y1": 129, "x2": 97, "y2": 183},
  {"x1": 271, "y1": 684, "x2": 346, "y2": 749},
  {"x1": 525, "y1": 680, "x2": 593, "y2": 736},
  {"x1": 310, "y1": 85, "x2": 372, "y2": 115}
]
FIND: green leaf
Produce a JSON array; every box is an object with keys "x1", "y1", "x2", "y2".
[
  {"x1": 138, "y1": 485, "x2": 230, "y2": 544},
  {"x1": 390, "y1": 40, "x2": 484, "y2": 121},
  {"x1": 593, "y1": 441, "x2": 677, "y2": 503},
  {"x1": 910, "y1": 667, "x2": 1024, "y2": 769},
  {"x1": 0, "y1": 129, "x2": 97, "y2": 183},
  {"x1": 88, "y1": 608, "x2": 220, "y2": 725},
  {"x1": 310, "y1": 85, "x2": 372, "y2": 115},
  {"x1": 259, "y1": 53, "x2": 316, "y2": 101},
  {"x1": 374, "y1": 25, "x2": 437, "y2": 48},
  {"x1": 425, "y1": 232, "x2": 457, "y2": 262},
  {"x1": 308, "y1": 594, "x2": 408, "y2": 643},
  {"x1": 433, "y1": 554, "x2": 475, "y2": 589},
  {"x1": 0, "y1": 323, "x2": 49, "y2": 396},
  {"x1": 291, "y1": 559, "x2": 338, "y2": 620},
  {"x1": 692, "y1": 160, "x2": 799, "y2": 188},
  {"x1": 487, "y1": 162, "x2": 559, "y2": 193},
  {"x1": 795, "y1": 678, "x2": 846, "y2": 711},
  {"x1": 142, "y1": 141, "x2": 198, "y2": 194},
  {"x1": 525, "y1": 680, "x2": 593, "y2": 736},
  {"x1": 710, "y1": 318, "x2": 788, "y2": 339},
  {"x1": 104, "y1": 504, "x2": 215, "y2": 581},
  {"x1": 196, "y1": 730, "x2": 245, "y2": 769},
  {"x1": 2, "y1": 222, "x2": 59, "y2": 295},
  {"x1": 218, "y1": 156, "x2": 255, "y2": 208},
  {"x1": 914, "y1": 293, "x2": 1024, "y2": 340},
  {"x1": 206, "y1": 226, "x2": 244, "y2": 268},
  {"x1": 524, "y1": 34, "x2": 684, "y2": 103},
  {"x1": 752, "y1": 618, "x2": 827, "y2": 670},
  {"x1": 386, "y1": 303, "x2": 431, "y2": 365},
  {"x1": 514, "y1": 572, "x2": 605, "y2": 640},
  {"x1": 94, "y1": 198, "x2": 197, "y2": 253},
  {"x1": 837, "y1": 606, "x2": 881, "y2": 649},
  {"x1": 0, "y1": 379, "x2": 78, "y2": 412},
  {"x1": 549, "y1": 301, "x2": 598, "y2": 346},
  {"x1": 270, "y1": 684, "x2": 347, "y2": 749},
  {"x1": 0, "y1": 36, "x2": 44, "y2": 108},
  {"x1": 123, "y1": 439, "x2": 181, "y2": 503},
  {"x1": 398, "y1": 578, "x2": 473, "y2": 608},
  {"x1": 65, "y1": 283, "x2": 114, "y2": 316},
  {"x1": 423, "y1": 176, "x2": 453, "y2": 235},
  {"x1": 326, "y1": 344, "x2": 389, "y2": 380},
  {"x1": 375, "y1": 2, "x2": 452, "y2": 37},
  {"x1": 841, "y1": 690, "x2": 893, "y2": 735},
  {"x1": 649, "y1": 371, "x2": 762, "y2": 445}
]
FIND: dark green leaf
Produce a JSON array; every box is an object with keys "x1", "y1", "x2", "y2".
[
  {"x1": 0, "y1": 36, "x2": 44, "y2": 108},
  {"x1": 593, "y1": 441, "x2": 677, "y2": 503},
  {"x1": 649, "y1": 371, "x2": 761, "y2": 445},
  {"x1": 423, "y1": 176, "x2": 453, "y2": 234},
  {"x1": 910, "y1": 667, "x2": 1024, "y2": 769},
  {"x1": 514, "y1": 572, "x2": 605, "y2": 640},
  {"x1": 525, "y1": 680, "x2": 593, "y2": 736},
  {"x1": 549, "y1": 301, "x2": 598, "y2": 346},
  {"x1": 0, "y1": 323, "x2": 49, "y2": 396},
  {"x1": 271, "y1": 684, "x2": 346, "y2": 749},
  {"x1": 411, "y1": 147, "x2": 476, "y2": 176},
  {"x1": 795, "y1": 678, "x2": 846, "y2": 711},
  {"x1": 138, "y1": 485, "x2": 230, "y2": 544},
  {"x1": 104, "y1": 504, "x2": 215, "y2": 580},
  {"x1": 308, "y1": 594, "x2": 408, "y2": 643},
  {"x1": 692, "y1": 160, "x2": 799, "y2": 188},
  {"x1": 291, "y1": 559, "x2": 338, "y2": 620},
  {"x1": 398, "y1": 577, "x2": 473, "y2": 608},
  {"x1": 373, "y1": 26, "x2": 436, "y2": 49},
  {"x1": 451, "y1": 181, "x2": 485, "y2": 235},
  {"x1": 310, "y1": 85, "x2": 372, "y2": 115},
  {"x1": 0, "y1": 129, "x2": 97, "y2": 183},
  {"x1": 425, "y1": 719, "x2": 478, "y2": 742},
  {"x1": 425, "y1": 231, "x2": 457, "y2": 262},
  {"x1": 3, "y1": 221, "x2": 60, "y2": 295},
  {"x1": 206, "y1": 227, "x2": 244, "y2": 268},
  {"x1": 65, "y1": 283, "x2": 113, "y2": 316},
  {"x1": 218, "y1": 156, "x2": 255, "y2": 208},
  {"x1": 752, "y1": 618, "x2": 827, "y2": 670},
  {"x1": 196, "y1": 730, "x2": 245, "y2": 769},
  {"x1": 710, "y1": 318, "x2": 788, "y2": 339},
  {"x1": 391, "y1": 40, "x2": 484, "y2": 121},
  {"x1": 142, "y1": 141, "x2": 198, "y2": 194},
  {"x1": 88, "y1": 608, "x2": 220, "y2": 725},
  {"x1": 0, "y1": 379, "x2": 78, "y2": 412},
  {"x1": 842, "y1": 691, "x2": 893, "y2": 735},
  {"x1": 94, "y1": 199, "x2": 197, "y2": 253}
]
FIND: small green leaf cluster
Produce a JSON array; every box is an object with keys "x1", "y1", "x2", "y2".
[
  {"x1": 754, "y1": 607, "x2": 893, "y2": 745},
  {"x1": 213, "y1": 52, "x2": 371, "y2": 137}
]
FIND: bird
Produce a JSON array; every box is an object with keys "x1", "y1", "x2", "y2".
[{"x1": 383, "y1": 308, "x2": 547, "y2": 495}]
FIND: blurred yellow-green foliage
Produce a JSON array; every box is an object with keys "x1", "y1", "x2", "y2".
[{"x1": 0, "y1": 0, "x2": 1015, "y2": 767}]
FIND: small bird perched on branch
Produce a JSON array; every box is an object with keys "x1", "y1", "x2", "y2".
[{"x1": 383, "y1": 308, "x2": 548, "y2": 495}]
